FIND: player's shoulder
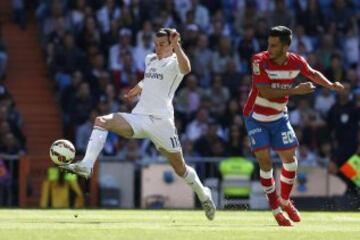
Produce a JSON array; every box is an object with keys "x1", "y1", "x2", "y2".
[
  {"x1": 252, "y1": 51, "x2": 269, "y2": 63},
  {"x1": 145, "y1": 53, "x2": 157, "y2": 65},
  {"x1": 288, "y1": 52, "x2": 307, "y2": 64}
]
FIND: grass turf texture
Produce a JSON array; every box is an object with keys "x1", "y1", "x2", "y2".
[{"x1": 0, "y1": 210, "x2": 359, "y2": 240}]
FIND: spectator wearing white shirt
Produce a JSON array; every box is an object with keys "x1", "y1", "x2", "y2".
[
  {"x1": 343, "y1": 24, "x2": 359, "y2": 68},
  {"x1": 96, "y1": 0, "x2": 121, "y2": 34},
  {"x1": 185, "y1": 108, "x2": 209, "y2": 142},
  {"x1": 314, "y1": 88, "x2": 336, "y2": 118},
  {"x1": 108, "y1": 28, "x2": 133, "y2": 72},
  {"x1": 132, "y1": 33, "x2": 154, "y2": 73},
  {"x1": 191, "y1": 0, "x2": 210, "y2": 31}
]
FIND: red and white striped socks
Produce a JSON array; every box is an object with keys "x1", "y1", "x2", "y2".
[
  {"x1": 280, "y1": 161, "x2": 297, "y2": 205},
  {"x1": 260, "y1": 169, "x2": 281, "y2": 214}
]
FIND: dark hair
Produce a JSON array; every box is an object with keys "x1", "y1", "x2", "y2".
[
  {"x1": 155, "y1": 28, "x2": 172, "y2": 43},
  {"x1": 269, "y1": 26, "x2": 292, "y2": 46}
]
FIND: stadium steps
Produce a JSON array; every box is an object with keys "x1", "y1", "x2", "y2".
[{"x1": 1, "y1": 3, "x2": 63, "y2": 207}]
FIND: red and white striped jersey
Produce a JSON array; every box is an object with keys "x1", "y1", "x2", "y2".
[{"x1": 243, "y1": 51, "x2": 313, "y2": 122}]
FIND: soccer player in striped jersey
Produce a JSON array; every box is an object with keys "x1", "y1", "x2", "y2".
[{"x1": 243, "y1": 26, "x2": 344, "y2": 226}]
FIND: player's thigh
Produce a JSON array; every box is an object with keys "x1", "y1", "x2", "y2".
[
  {"x1": 244, "y1": 116, "x2": 270, "y2": 152},
  {"x1": 95, "y1": 113, "x2": 134, "y2": 138},
  {"x1": 159, "y1": 148, "x2": 186, "y2": 176},
  {"x1": 270, "y1": 116, "x2": 298, "y2": 152},
  {"x1": 253, "y1": 148, "x2": 272, "y2": 171},
  {"x1": 146, "y1": 117, "x2": 182, "y2": 153}
]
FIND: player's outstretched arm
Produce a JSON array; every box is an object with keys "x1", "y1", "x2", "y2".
[
  {"x1": 257, "y1": 82, "x2": 316, "y2": 99},
  {"x1": 169, "y1": 30, "x2": 191, "y2": 75},
  {"x1": 307, "y1": 69, "x2": 344, "y2": 92}
]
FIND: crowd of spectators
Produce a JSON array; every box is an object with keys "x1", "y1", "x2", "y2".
[
  {"x1": 0, "y1": 21, "x2": 26, "y2": 206},
  {"x1": 34, "y1": 0, "x2": 360, "y2": 179}
]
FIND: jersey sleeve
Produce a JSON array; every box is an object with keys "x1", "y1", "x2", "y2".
[
  {"x1": 252, "y1": 56, "x2": 270, "y2": 86},
  {"x1": 298, "y1": 55, "x2": 315, "y2": 78},
  {"x1": 172, "y1": 57, "x2": 184, "y2": 76},
  {"x1": 144, "y1": 53, "x2": 156, "y2": 66}
]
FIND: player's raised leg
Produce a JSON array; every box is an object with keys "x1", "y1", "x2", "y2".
[
  {"x1": 60, "y1": 113, "x2": 134, "y2": 178},
  {"x1": 277, "y1": 148, "x2": 301, "y2": 222},
  {"x1": 255, "y1": 149, "x2": 293, "y2": 226},
  {"x1": 160, "y1": 149, "x2": 216, "y2": 220}
]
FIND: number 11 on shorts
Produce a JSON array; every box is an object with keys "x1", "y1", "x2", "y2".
[{"x1": 170, "y1": 136, "x2": 179, "y2": 148}]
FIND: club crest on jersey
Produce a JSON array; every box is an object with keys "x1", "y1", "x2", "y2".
[{"x1": 252, "y1": 61, "x2": 260, "y2": 75}]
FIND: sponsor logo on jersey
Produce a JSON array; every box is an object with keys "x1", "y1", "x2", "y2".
[
  {"x1": 252, "y1": 61, "x2": 260, "y2": 75},
  {"x1": 145, "y1": 68, "x2": 164, "y2": 80},
  {"x1": 271, "y1": 83, "x2": 292, "y2": 89}
]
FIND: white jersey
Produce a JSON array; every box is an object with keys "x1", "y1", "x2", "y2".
[{"x1": 132, "y1": 53, "x2": 184, "y2": 118}]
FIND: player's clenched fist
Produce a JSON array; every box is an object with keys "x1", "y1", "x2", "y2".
[
  {"x1": 292, "y1": 82, "x2": 316, "y2": 95},
  {"x1": 169, "y1": 29, "x2": 180, "y2": 47},
  {"x1": 330, "y1": 81, "x2": 344, "y2": 92}
]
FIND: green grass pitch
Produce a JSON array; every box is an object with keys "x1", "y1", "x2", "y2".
[{"x1": 0, "y1": 210, "x2": 359, "y2": 240}]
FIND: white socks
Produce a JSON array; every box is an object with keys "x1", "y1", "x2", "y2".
[
  {"x1": 182, "y1": 166, "x2": 208, "y2": 202},
  {"x1": 81, "y1": 126, "x2": 108, "y2": 168}
]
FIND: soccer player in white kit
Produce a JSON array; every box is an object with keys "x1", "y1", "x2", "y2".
[{"x1": 60, "y1": 28, "x2": 216, "y2": 220}]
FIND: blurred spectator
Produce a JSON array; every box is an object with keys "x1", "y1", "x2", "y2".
[
  {"x1": 269, "y1": 0, "x2": 295, "y2": 28},
  {"x1": 0, "y1": 29, "x2": 7, "y2": 81},
  {"x1": 12, "y1": 0, "x2": 26, "y2": 30},
  {"x1": 68, "y1": 82, "x2": 95, "y2": 126},
  {"x1": 192, "y1": 33, "x2": 213, "y2": 87},
  {"x1": 75, "y1": 109, "x2": 97, "y2": 155},
  {"x1": 316, "y1": 34, "x2": 336, "y2": 69},
  {"x1": 77, "y1": 16, "x2": 102, "y2": 51},
  {"x1": 119, "y1": 139, "x2": 141, "y2": 161},
  {"x1": 343, "y1": 23, "x2": 359, "y2": 68},
  {"x1": 69, "y1": 0, "x2": 87, "y2": 32},
  {"x1": 346, "y1": 68, "x2": 359, "y2": 89},
  {"x1": 175, "y1": 74, "x2": 203, "y2": 120},
  {"x1": 226, "y1": 124, "x2": 245, "y2": 156},
  {"x1": 191, "y1": 0, "x2": 210, "y2": 31},
  {"x1": 40, "y1": 167, "x2": 84, "y2": 208},
  {"x1": 297, "y1": 145, "x2": 318, "y2": 166},
  {"x1": 325, "y1": 53, "x2": 345, "y2": 83},
  {"x1": 326, "y1": 0, "x2": 354, "y2": 35},
  {"x1": 237, "y1": 24, "x2": 260, "y2": 70},
  {"x1": 96, "y1": 0, "x2": 121, "y2": 34},
  {"x1": 185, "y1": 108, "x2": 209, "y2": 142},
  {"x1": 85, "y1": 52, "x2": 106, "y2": 91},
  {"x1": 296, "y1": 0, "x2": 324, "y2": 36},
  {"x1": 193, "y1": 122, "x2": 226, "y2": 157},
  {"x1": 52, "y1": 32, "x2": 85, "y2": 91},
  {"x1": 0, "y1": 133, "x2": 23, "y2": 155},
  {"x1": 108, "y1": 28, "x2": 133, "y2": 73},
  {"x1": 204, "y1": 74, "x2": 230, "y2": 119},
  {"x1": 133, "y1": 33, "x2": 154, "y2": 73},
  {"x1": 212, "y1": 37, "x2": 241, "y2": 74},
  {"x1": 314, "y1": 88, "x2": 336, "y2": 118},
  {"x1": 289, "y1": 24, "x2": 314, "y2": 53},
  {"x1": 328, "y1": 83, "x2": 359, "y2": 167}
]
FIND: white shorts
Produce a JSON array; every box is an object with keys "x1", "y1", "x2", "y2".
[{"x1": 119, "y1": 113, "x2": 181, "y2": 153}]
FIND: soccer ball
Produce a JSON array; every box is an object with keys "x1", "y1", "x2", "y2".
[{"x1": 49, "y1": 139, "x2": 76, "y2": 165}]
